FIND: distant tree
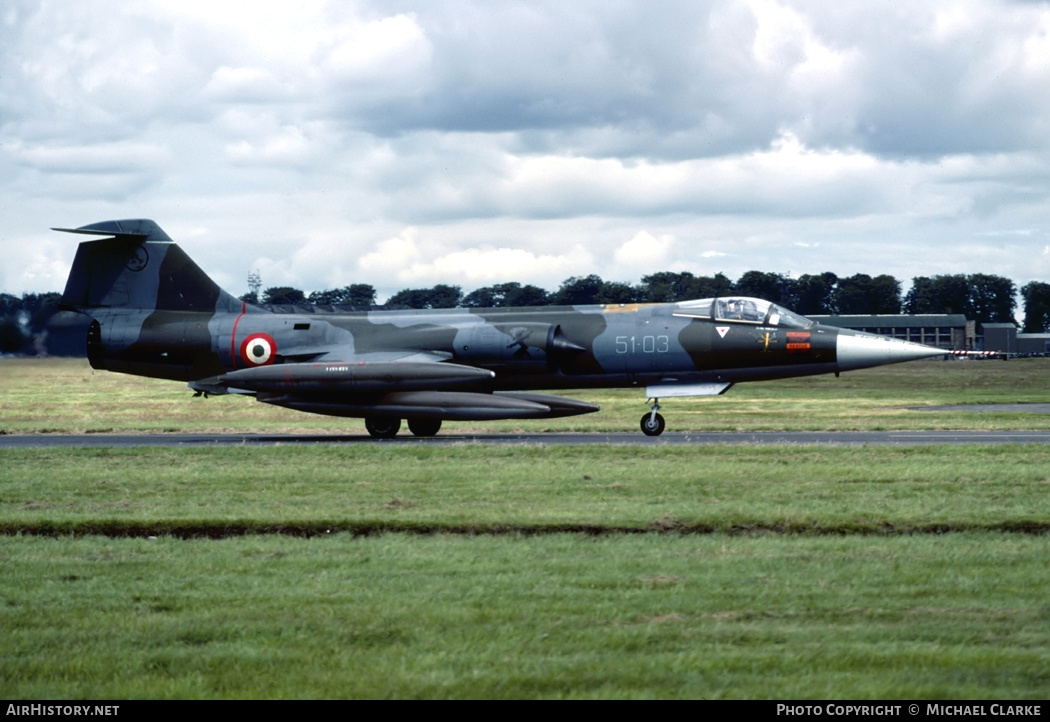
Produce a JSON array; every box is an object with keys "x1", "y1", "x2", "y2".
[
  {"x1": 24, "y1": 292, "x2": 62, "y2": 334},
  {"x1": 308, "y1": 284, "x2": 377, "y2": 307},
  {"x1": 595, "y1": 281, "x2": 643, "y2": 304},
  {"x1": 0, "y1": 293, "x2": 20, "y2": 318},
  {"x1": 460, "y1": 288, "x2": 497, "y2": 307},
  {"x1": 792, "y1": 273, "x2": 839, "y2": 315},
  {"x1": 869, "y1": 275, "x2": 903, "y2": 314},
  {"x1": 262, "y1": 286, "x2": 307, "y2": 305},
  {"x1": 692, "y1": 274, "x2": 734, "y2": 300},
  {"x1": 1022, "y1": 282, "x2": 1050, "y2": 332},
  {"x1": 504, "y1": 284, "x2": 550, "y2": 307},
  {"x1": 640, "y1": 272, "x2": 732, "y2": 302},
  {"x1": 307, "y1": 289, "x2": 335, "y2": 305},
  {"x1": 903, "y1": 276, "x2": 935, "y2": 314},
  {"x1": 733, "y1": 271, "x2": 795, "y2": 307},
  {"x1": 552, "y1": 275, "x2": 605, "y2": 305},
  {"x1": 385, "y1": 288, "x2": 427, "y2": 308},
  {"x1": 904, "y1": 274, "x2": 1014, "y2": 323},
  {"x1": 964, "y1": 274, "x2": 1016, "y2": 324},
  {"x1": 462, "y1": 282, "x2": 550, "y2": 308},
  {"x1": 639, "y1": 272, "x2": 694, "y2": 302},
  {"x1": 642, "y1": 272, "x2": 734, "y2": 302},
  {"x1": 904, "y1": 275, "x2": 968, "y2": 316},
  {"x1": 835, "y1": 274, "x2": 901, "y2": 314},
  {"x1": 690, "y1": 273, "x2": 734, "y2": 300},
  {"x1": 344, "y1": 284, "x2": 378, "y2": 307},
  {"x1": 424, "y1": 284, "x2": 462, "y2": 309},
  {"x1": 386, "y1": 284, "x2": 462, "y2": 309},
  {"x1": 0, "y1": 317, "x2": 25, "y2": 353}
]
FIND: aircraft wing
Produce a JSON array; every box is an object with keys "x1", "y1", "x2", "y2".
[{"x1": 191, "y1": 348, "x2": 599, "y2": 422}]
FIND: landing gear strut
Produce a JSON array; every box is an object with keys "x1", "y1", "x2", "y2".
[{"x1": 640, "y1": 398, "x2": 665, "y2": 436}]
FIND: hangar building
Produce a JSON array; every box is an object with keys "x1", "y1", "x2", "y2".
[
  {"x1": 810, "y1": 314, "x2": 974, "y2": 351},
  {"x1": 981, "y1": 323, "x2": 1050, "y2": 356}
]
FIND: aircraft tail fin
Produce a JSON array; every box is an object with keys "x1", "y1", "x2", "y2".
[{"x1": 57, "y1": 219, "x2": 242, "y2": 314}]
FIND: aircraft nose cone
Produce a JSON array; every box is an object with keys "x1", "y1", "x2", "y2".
[{"x1": 836, "y1": 331, "x2": 946, "y2": 372}]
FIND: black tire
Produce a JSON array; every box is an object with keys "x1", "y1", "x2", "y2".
[
  {"x1": 365, "y1": 417, "x2": 401, "y2": 439},
  {"x1": 407, "y1": 418, "x2": 442, "y2": 437},
  {"x1": 640, "y1": 412, "x2": 665, "y2": 436}
]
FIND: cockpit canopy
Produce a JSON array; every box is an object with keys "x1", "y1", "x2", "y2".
[{"x1": 673, "y1": 296, "x2": 813, "y2": 328}]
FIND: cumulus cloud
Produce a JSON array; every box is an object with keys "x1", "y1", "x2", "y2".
[
  {"x1": 323, "y1": 14, "x2": 431, "y2": 85},
  {"x1": 355, "y1": 226, "x2": 595, "y2": 296},
  {"x1": 2, "y1": 0, "x2": 1050, "y2": 297},
  {"x1": 614, "y1": 231, "x2": 675, "y2": 268},
  {"x1": 357, "y1": 228, "x2": 425, "y2": 278}
]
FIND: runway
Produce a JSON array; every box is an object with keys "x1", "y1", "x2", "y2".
[{"x1": 4, "y1": 429, "x2": 1050, "y2": 448}]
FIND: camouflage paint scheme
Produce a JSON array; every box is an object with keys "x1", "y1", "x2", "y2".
[{"x1": 57, "y1": 219, "x2": 946, "y2": 437}]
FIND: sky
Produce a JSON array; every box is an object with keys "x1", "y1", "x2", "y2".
[{"x1": 2, "y1": 0, "x2": 1050, "y2": 303}]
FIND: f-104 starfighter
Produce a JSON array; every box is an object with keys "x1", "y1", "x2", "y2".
[{"x1": 56, "y1": 219, "x2": 947, "y2": 437}]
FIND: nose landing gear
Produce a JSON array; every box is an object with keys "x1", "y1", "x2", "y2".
[{"x1": 640, "y1": 398, "x2": 665, "y2": 436}]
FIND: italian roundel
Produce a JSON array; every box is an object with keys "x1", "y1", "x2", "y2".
[{"x1": 240, "y1": 333, "x2": 276, "y2": 366}]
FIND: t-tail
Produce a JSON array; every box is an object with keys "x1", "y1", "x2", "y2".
[{"x1": 56, "y1": 219, "x2": 246, "y2": 381}]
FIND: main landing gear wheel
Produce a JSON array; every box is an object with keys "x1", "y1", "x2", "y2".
[
  {"x1": 365, "y1": 417, "x2": 401, "y2": 439},
  {"x1": 407, "y1": 418, "x2": 442, "y2": 437},
  {"x1": 640, "y1": 412, "x2": 665, "y2": 436}
]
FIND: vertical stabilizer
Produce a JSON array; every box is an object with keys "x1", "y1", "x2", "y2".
[{"x1": 56, "y1": 219, "x2": 241, "y2": 313}]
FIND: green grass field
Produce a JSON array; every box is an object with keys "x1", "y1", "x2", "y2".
[
  {"x1": 4, "y1": 533, "x2": 1048, "y2": 699},
  {"x1": 2, "y1": 358, "x2": 1050, "y2": 698},
  {"x1": 4, "y1": 356, "x2": 1050, "y2": 435}
]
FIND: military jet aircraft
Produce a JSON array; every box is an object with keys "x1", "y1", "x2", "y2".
[{"x1": 56, "y1": 219, "x2": 948, "y2": 437}]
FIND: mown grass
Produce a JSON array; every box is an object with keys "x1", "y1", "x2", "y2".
[
  {"x1": 3, "y1": 356, "x2": 1050, "y2": 434},
  {"x1": 2, "y1": 444, "x2": 1050, "y2": 698},
  {"x1": 3, "y1": 445, "x2": 1050, "y2": 532},
  {"x1": 3, "y1": 357, "x2": 1050, "y2": 698},
  {"x1": 3, "y1": 533, "x2": 1049, "y2": 699}
]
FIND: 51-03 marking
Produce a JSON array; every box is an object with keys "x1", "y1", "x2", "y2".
[{"x1": 615, "y1": 335, "x2": 671, "y2": 354}]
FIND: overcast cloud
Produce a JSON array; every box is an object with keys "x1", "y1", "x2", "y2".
[{"x1": 2, "y1": 0, "x2": 1049, "y2": 302}]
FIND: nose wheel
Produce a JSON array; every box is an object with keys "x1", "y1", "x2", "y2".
[{"x1": 640, "y1": 398, "x2": 665, "y2": 436}]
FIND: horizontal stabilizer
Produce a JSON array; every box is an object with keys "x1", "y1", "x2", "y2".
[{"x1": 53, "y1": 219, "x2": 173, "y2": 243}]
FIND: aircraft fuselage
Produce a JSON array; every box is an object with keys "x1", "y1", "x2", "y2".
[{"x1": 84, "y1": 301, "x2": 842, "y2": 388}]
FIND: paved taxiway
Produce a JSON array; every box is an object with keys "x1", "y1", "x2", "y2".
[{"x1": 3, "y1": 430, "x2": 1050, "y2": 448}]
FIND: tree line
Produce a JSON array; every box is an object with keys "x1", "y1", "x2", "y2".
[
  {"x1": 250, "y1": 271, "x2": 1030, "y2": 326},
  {"x1": 4, "y1": 272, "x2": 1050, "y2": 355},
  {"x1": 0, "y1": 292, "x2": 61, "y2": 354}
]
